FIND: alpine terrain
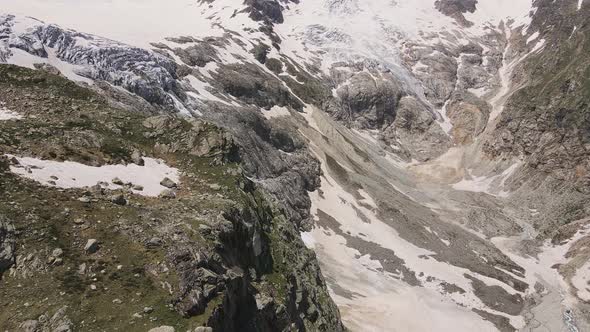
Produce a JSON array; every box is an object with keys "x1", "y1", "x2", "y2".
[{"x1": 0, "y1": 0, "x2": 589, "y2": 331}]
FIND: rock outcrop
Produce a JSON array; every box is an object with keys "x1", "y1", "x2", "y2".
[
  {"x1": 435, "y1": 0, "x2": 478, "y2": 26},
  {"x1": 0, "y1": 218, "x2": 15, "y2": 276}
]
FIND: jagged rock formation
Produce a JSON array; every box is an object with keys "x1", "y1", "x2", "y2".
[{"x1": 435, "y1": 0, "x2": 478, "y2": 26}]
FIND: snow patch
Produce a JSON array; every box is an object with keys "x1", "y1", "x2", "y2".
[
  {"x1": 492, "y1": 226, "x2": 590, "y2": 331},
  {"x1": 300, "y1": 232, "x2": 316, "y2": 249},
  {"x1": 437, "y1": 100, "x2": 453, "y2": 134},
  {"x1": 7, "y1": 155, "x2": 179, "y2": 197},
  {"x1": 464, "y1": 0, "x2": 534, "y2": 29},
  {"x1": 6, "y1": 47, "x2": 93, "y2": 84},
  {"x1": 526, "y1": 31, "x2": 540, "y2": 44},
  {"x1": 0, "y1": 106, "x2": 23, "y2": 120},
  {"x1": 186, "y1": 75, "x2": 234, "y2": 107},
  {"x1": 467, "y1": 86, "x2": 488, "y2": 98},
  {"x1": 488, "y1": 30, "x2": 546, "y2": 124},
  {"x1": 307, "y1": 154, "x2": 522, "y2": 331},
  {"x1": 262, "y1": 106, "x2": 291, "y2": 120},
  {"x1": 452, "y1": 162, "x2": 521, "y2": 197},
  {"x1": 530, "y1": 38, "x2": 546, "y2": 53}
]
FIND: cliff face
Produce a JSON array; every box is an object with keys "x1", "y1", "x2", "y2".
[
  {"x1": 487, "y1": 1, "x2": 590, "y2": 183},
  {"x1": 483, "y1": 0, "x2": 590, "y2": 234}
]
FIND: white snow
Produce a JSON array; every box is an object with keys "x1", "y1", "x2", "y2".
[
  {"x1": 7, "y1": 155, "x2": 179, "y2": 197},
  {"x1": 300, "y1": 231, "x2": 316, "y2": 249},
  {"x1": 357, "y1": 189, "x2": 378, "y2": 209},
  {"x1": 45, "y1": 48, "x2": 94, "y2": 84},
  {"x1": 467, "y1": 86, "x2": 489, "y2": 98},
  {"x1": 0, "y1": 0, "x2": 233, "y2": 48},
  {"x1": 526, "y1": 31, "x2": 540, "y2": 44},
  {"x1": 305, "y1": 153, "x2": 523, "y2": 331},
  {"x1": 570, "y1": 26, "x2": 578, "y2": 39},
  {"x1": 530, "y1": 38, "x2": 546, "y2": 53},
  {"x1": 6, "y1": 45, "x2": 93, "y2": 84},
  {"x1": 579, "y1": 0, "x2": 585, "y2": 10},
  {"x1": 492, "y1": 226, "x2": 590, "y2": 331},
  {"x1": 464, "y1": 0, "x2": 534, "y2": 29},
  {"x1": 278, "y1": 0, "x2": 534, "y2": 72},
  {"x1": 572, "y1": 260, "x2": 590, "y2": 302},
  {"x1": 0, "y1": 106, "x2": 23, "y2": 120},
  {"x1": 261, "y1": 106, "x2": 291, "y2": 120},
  {"x1": 484, "y1": 33, "x2": 547, "y2": 123},
  {"x1": 488, "y1": 28, "x2": 515, "y2": 123},
  {"x1": 487, "y1": 29, "x2": 546, "y2": 125},
  {"x1": 438, "y1": 100, "x2": 453, "y2": 134},
  {"x1": 452, "y1": 162, "x2": 521, "y2": 197},
  {"x1": 453, "y1": 174, "x2": 497, "y2": 195}
]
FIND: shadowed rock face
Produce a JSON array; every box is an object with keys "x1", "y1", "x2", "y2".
[
  {"x1": 436, "y1": 0, "x2": 477, "y2": 13},
  {"x1": 212, "y1": 63, "x2": 304, "y2": 111},
  {"x1": 246, "y1": 0, "x2": 286, "y2": 24},
  {"x1": 485, "y1": 1, "x2": 590, "y2": 195},
  {"x1": 0, "y1": 218, "x2": 15, "y2": 276},
  {"x1": 330, "y1": 71, "x2": 403, "y2": 128},
  {"x1": 435, "y1": 0, "x2": 478, "y2": 26}
]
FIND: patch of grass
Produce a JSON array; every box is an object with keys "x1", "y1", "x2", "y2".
[
  {"x1": 100, "y1": 137, "x2": 132, "y2": 161},
  {"x1": 0, "y1": 63, "x2": 255, "y2": 331},
  {"x1": 0, "y1": 64, "x2": 95, "y2": 100},
  {"x1": 266, "y1": 58, "x2": 283, "y2": 74}
]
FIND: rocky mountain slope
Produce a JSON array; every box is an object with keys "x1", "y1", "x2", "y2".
[
  {"x1": 0, "y1": 64, "x2": 341, "y2": 331},
  {"x1": 1, "y1": 0, "x2": 589, "y2": 331}
]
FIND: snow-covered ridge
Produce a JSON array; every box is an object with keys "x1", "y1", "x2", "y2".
[
  {"x1": 0, "y1": 14, "x2": 183, "y2": 106},
  {"x1": 0, "y1": 6, "x2": 301, "y2": 116},
  {"x1": 278, "y1": 0, "x2": 535, "y2": 67},
  {"x1": 277, "y1": 0, "x2": 536, "y2": 137},
  {"x1": 0, "y1": 0, "x2": 232, "y2": 48}
]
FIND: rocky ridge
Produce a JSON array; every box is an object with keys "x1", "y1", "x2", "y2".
[{"x1": 0, "y1": 64, "x2": 341, "y2": 331}]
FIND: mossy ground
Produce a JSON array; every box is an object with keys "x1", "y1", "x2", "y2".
[{"x1": 0, "y1": 64, "x2": 240, "y2": 330}]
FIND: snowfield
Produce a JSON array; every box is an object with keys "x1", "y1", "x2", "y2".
[
  {"x1": 0, "y1": 0, "x2": 227, "y2": 47},
  {"x1": 306, "y1": 162, "x2": 502, "y2": 331},
  {"x1": 261, "y1": 106, "x2": 291, "y2": 120},
  {"x1": 7, "y1": 155, "x2": 180, "y2": 197}
]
